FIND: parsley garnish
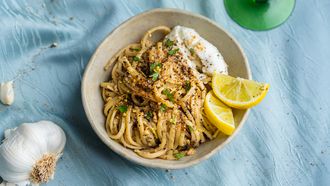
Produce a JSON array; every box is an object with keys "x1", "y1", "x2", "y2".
[
  {"x1": 150, "y1": 72, "x2": 159, "y2": 81},
  {"x1": 168, "y1": 48, "x2": 179, "y2": 55},
  {"x1": 149, "y1": 62, "x2": 162, "y2": 81},
  {"x1": 117, "y1": 105, "x2": 128, "y2": 113},
  {"x1": 133, "y1": 56, "x2": 140, "y2": 61},
  {"x1": 162, "y1": 89, "x2": 174, "y2": 102},
  {"x1": 174, "y1": 152, "x2": 185, "y2": 159},
  {"x1": 184, "y1": 81, "x2": 191, "y2": 92},
  {"x1": 149, "y1": 62, "x2": 162, "y2": 73},
  {"x1": 165, "y1": 39, "x2": 174, "y2": 47},
  {"x1": 160, "y1": 103, "x2": 167, "y2": 112},
  {"x1": 189, "y1": 48, "x2": 195, "y2": 55},
  {"x1": 145, "y1": 111, "x2": 153, "y2": 121},
  {"x1": 188, "y1": 125, "x2": 194, "y2": 132}
]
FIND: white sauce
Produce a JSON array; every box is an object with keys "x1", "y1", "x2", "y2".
[
  {"x1": 0, "y1": 81, "x2": 14, "y2": 105},
  {"x1": 165, "y1": 26, "x2": 228, "y2": 76}
]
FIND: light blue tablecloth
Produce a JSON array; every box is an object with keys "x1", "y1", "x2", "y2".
[{"x1": 1, "y1": 0, "x2": 329, "y2": 185}]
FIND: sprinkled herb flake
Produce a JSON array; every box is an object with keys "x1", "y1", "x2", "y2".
[
  {"x1": 184, "y1": 81, "x2": 191, "y2": 92},
  {"x1": 189, "y1": 48, "x2": 195, "y2": 55},
  {"x1": 133, "y1": 56, "x2": 140, "y2": 61},
  {"x1": 168, "y1": 48, "x2": 179, "y2": 56},
  {"x1": 162, "y1": 89, "x2": 174, "y2": 102},
  {"x1": 165, "y1": 39, "x2": 174, "y2": 47},
  {"x1": 174, "y1": 152, "x2": 185, "y2": 159},
  {"x1": 160, "y1": 103, "x2": 167, "y2": 112},
  {"x1": 117, "y1": 105, "x2": 128, "y2": 113},
  {"x1": 150, "y1": 62, "x2": 162, "y2": 73},
  {"x1": 150, "y1": 72, "x2": 159, "y2": 81},
  {"x1": 188, "y1": 125, "x2": 194, "y2": 132},
  {"x1": 149, "y1": 62, "x2": 162, "y2": 81},
  {"x1": 145, "y1": 111, "x2": 153, "y2": 121}
]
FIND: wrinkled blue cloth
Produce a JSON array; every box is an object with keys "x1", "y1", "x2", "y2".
[{"x1": 0, "y1": 0, "x2": 329, "y2": 185}]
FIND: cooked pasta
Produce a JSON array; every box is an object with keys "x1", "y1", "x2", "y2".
[{"x1": 101, "y1": 26, "x2": 219, "y2": 160}]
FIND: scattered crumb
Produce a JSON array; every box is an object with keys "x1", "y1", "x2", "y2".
[
  {"x1": 185, "y1": 172, "x2": 188, "y2": 175},
  {"x1": 69, "y1": 17, "x2": 74, "y2": 21},
  {"x1": 186, "y1": 148, "x2": 195, "y2": 156},
  {"x1": 170, "y1": 175, "x2": 174, "y2": 179},
  {"x1": 50, "y1": 42, "x2": 58, "y2": 48},
  {"x1": 165, "y1": 169, "x2": 169, "y2": 173}
]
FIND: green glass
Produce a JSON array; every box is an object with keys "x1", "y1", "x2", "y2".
[{"x1": 224, "y1": 0, "x2": 295, "y2": 31}]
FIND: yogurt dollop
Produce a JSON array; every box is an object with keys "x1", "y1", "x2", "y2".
[{"x1": 165, "y1": 26, "x2": 228, "y2": 76}]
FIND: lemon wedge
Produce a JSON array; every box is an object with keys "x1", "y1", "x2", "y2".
[
  {"x1": 212, "y1": 73, "x2": 269, "y2": 109},
  {"x1": 204, "y1": 91, "x2": 235, "y2": 135}
]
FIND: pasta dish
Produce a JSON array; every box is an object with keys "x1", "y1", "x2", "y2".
[{"x1": 100, "y1": 25, "x2": 227, "y2": 160}]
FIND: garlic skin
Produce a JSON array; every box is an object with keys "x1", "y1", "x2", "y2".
[
  {"x1": 0, "y1": 121, "x2": 66, "y2": 186},
  {"x1": 0, "y1": 81, "x2": 14, "y2": 105}
]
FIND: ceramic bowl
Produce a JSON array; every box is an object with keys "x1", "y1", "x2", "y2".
[{"x1": 82, "y1": 8, "x2": 251, "y2": 169}]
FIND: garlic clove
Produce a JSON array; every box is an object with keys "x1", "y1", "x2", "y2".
[
  {"x1": 0, "y1": 81, "x2": 14, "y2": 106},
  {"x1": 0, "y1": 121, "x2": 66, "y2": 185}
]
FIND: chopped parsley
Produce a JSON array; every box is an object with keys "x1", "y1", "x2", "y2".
[
  {"x1": 133, "y1": 56, "x2": 140, "y2": 61},
  {"x1": 149, "y1": 62, "x2": 162, "y2": 72},
  {"x1": 150, "y1": 72, "x2": 159, "y2": 81},
  {"x1": 189, "y1": 48, "x2": 195, "y2": 55},
  {"x1": 117, "y1": 105, "x2": 128, "y2": 113},
  {"x1": 165, "y1": 39, "x2": 174, "y2": 47},
  {"x1": 149, "y1": 62, "x2": 162, "y2": 81},
  {"x1": 184, "y1": 81, "x2": 191, "y2": 92},
  {"x1": 162, "y1": 89, "x2": 174, "y2": 102},
  {"x1": 174, "y1": 152, "x2": 185, "y2": 159},
  {"x1": 145, "y1": 111, "x2": 153, "y2": 121},
  {"x1": 160, "y1": 103, "x2": 167, "y2": 112},
  {"x1": 188, "y1": 125, "x2": 194, "y2": 132},
  {"x1": 168, "y1": 48, "x2": 179, "y2": 55}
]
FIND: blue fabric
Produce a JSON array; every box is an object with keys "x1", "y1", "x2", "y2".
[{"x1": 0, "y1": 0, "x2": 329, "y2": 185}]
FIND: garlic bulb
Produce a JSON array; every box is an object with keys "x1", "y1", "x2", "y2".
[
  {"x1": 0, "y1": 121, "x2": 66, "y2": 186},
  {"x1": 0, "y1": 81, "x2": 14, "y2": 105}
]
